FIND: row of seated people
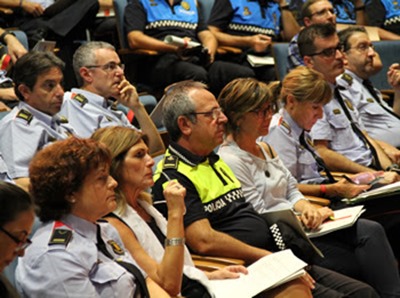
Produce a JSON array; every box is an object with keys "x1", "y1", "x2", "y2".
[
  {"x1": 0, "y1": 80, "x2": 397, "y2": 296},
  {"x1": 4, "y1": 72, "x2": 400, "y2": 296},
  {"x1": 1, "y1": 18, "x2": 400, "y2": 298}
]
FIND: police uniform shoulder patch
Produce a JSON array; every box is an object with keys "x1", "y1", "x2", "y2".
[
  {"x1": 16, "y1": 109, "x2": 33, "y2": 124},
  {"x1": 333, "y1": 108, "x2": 341, "y2": 115},
  {"x1": 340, "y1": 73, "x2": 353, "y2": 86},
  {"x1": 181, "y1": 1, "x2": 190, "y2": 10},
  {"x1": 107, "y1": 240, "x2": 124, "y2": 255},
  {"x1": 163, "y1": 155, "x2": 179, "y2": 170},
  {"x1": 72, "y1": 94, "x2": 88, "y2": 107},
  {"x1": 279, "y1": 120, "x2": 291, "y2": 134},
  {"x1": 59, "y1": 116, "x2": 69, "y2": 124},
  {"x1": 49, "y1": 222, "x2": 72, "y2": 246}
]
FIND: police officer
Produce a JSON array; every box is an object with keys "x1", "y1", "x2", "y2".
[
  {"x1": 0, "y1": 51, "x2": 75, "y2": 191},
  {"x1": 338, "y1": 26, "x2": 400, "y2": 150},
  {"x1": 60, "y1": 41, "x2": 164, "y2": 156}
]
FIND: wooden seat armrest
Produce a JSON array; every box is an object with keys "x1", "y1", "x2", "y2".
[
  {"x1": 191, "y1": 254, "x2": 245, "y2": 271},
  {"x1": 118, "y1": 48, "x2": 159, "y2": 56},
  {"x1": 304, "y1": 195, "x2": 330, "y2": 207},
  {"x1": 217, "y1": 46, "x2": 242, "y2": 54}
]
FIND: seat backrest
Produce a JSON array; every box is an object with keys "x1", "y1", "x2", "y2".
[
  {"x1": 271, "y1": 42, "x2": 289, "y2": 81},
  {"x1": 370, "y1": 40, "x2": 400, "y2": 90},
  {"x1": 113, "y1": 0, "x2": 129, "y2": 49}
]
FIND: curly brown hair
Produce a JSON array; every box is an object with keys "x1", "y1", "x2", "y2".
[{"x1": 29, "y1": 137, "x2": 112, "y2": 222}]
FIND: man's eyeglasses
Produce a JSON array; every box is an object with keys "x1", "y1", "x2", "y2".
[
  {"x1": 86, "y1": 62, "x2": 125, "y2": 72},
  {"x1": 347, "y1": 43, "x2": 374, "y2": 53},
  {"x1": 188, "y1": 107, "x2": 223, "y2": 121},
  {"x1": 307, "y1": 44, "x2": 344, "y2": 58},
  {"x1": 0, "y1": 226, "x2": 32, "y2": 252},
  {"x1": 309, "y1": 8, "x2": 335, "y2": 18},
  {"x1": 251, "y1": 104, "x2": 276, "y2": 118}
]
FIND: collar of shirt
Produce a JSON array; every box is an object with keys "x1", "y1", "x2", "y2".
[
  {"x1": 61, "y1": 214, "x2": 97, "y2": 244},
  {"x1": 18, "y1": 101, "x2": 59, "y2": 128},
  {"x1": 169, "y1": 141, "x2": 220, "y2": 167},
  {"x1": 282, "y1": 109, "x2": 303, "y2": 142},
  {"x1": 71, "y1": 88, "x2": 108, "y2": 108}
]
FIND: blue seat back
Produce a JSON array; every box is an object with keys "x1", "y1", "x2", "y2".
[{"x1": 113, "y1": 0, "x2": 129, "y2": 49}]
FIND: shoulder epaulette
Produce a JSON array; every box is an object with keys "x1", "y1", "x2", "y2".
[
  {"x1": 16, "y1": 109, "x2": 33, "y2": 124},
  {"x1": 48, "y1": 221, "x2": 72, "y2": 246},
  {"x1": 279, "y1": 120, "x2": 291, "y2": 134},
  {"x1": 72, "y1": 94, "x2": 88, "y2": 107},
  {"x1": 340, "y1": 73, "x2": 353, "y2": 86},
  {"x1": 305, "y1": 134, "x2": 314, "y2": 148},
  {"x1": 344, "y1": 98, "x2": 354, "y2": 111},
  {"x1": 163, "y1": 155, "x2": 179, "y2": 170},
  {"x1": 59, "y1": 116, "x2": 69, "y2": 124}
]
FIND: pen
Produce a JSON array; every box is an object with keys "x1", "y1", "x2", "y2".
[
  {"x1": 342, "y1": 175, "x2": 358, "y2": 185},
  {"x1": 327, "y1": 215, "x2": 352, "y2": 221}
]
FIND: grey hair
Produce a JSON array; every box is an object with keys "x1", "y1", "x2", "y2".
[
  {"x1": 73, "y1": 41, "x2": 116, "y2": 86},
  {"x1": 162, "y1": 81, "x2": 207, "y2": 142}
]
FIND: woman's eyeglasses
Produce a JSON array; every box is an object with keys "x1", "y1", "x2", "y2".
[{"x1": 0, "y1": 226, "x2": 32, "y2": 252}]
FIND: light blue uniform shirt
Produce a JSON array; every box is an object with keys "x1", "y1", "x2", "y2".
[
  {"x1": 0, "y1": 102, "x2": 74, "y2": 179},
  {"x1": 60, "y1": 89, "x2": 137, "y2": 138},
  {"x1": 218, "y1": 139, "x2": 304, "y2": 214},
  {"x1": 16, "y1": 214, "x2": 144, "y2": 298},
  {"x1": 0, "y1": 153, "x2": 12, "y2": 182},
  {"x1": 310, "y1": 87, "x2": 373, "y2": 167},
  {"x1": 337, "y1": 70, "x2": 400, "y2": 147},
  {"x1": 264, "y1": 110, "x2": 327, "y2": 184}
]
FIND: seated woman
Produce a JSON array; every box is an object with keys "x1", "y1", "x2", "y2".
[
  {"x1": 91, "y1": 126, "x2": 313, "y2": 298},
  {"x1": 217, "y1": 75, "x2": 400, "y2": 297},
  {"x1": 0, "y1": 181, "x2": 34, "y2": 297},
  {"x1": 15, "y1": 137, "x2": 169, "y2": 297}
]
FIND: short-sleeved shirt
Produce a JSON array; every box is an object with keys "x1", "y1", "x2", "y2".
[
  {"x1": 310, "y1": 86, "x2": 373, "y2": 167},
  {"x1": 263, "y1": 110, "x2": 326, "y2": 184},
  {"x1": 60, "y1": 89, "x2": 136, "y2": 138},
  {"x1": 0, "y1": 153, "x2": 12, "y2": 182},
  {"x1": 334, "y1": 0, "x2": 356, "y2": 24},
  {"x1": 208, "y1": 0, "x2": 283, "y2": 41},
  {"x1": 366, "y1": 0, "x2": 400, "y2": 34},
  {"x1": 0, "y1": 102, "x2": 74, "y2": 178},
  {"x1": 337, "y1": 70, "x2": 400, "y2": 147},
  {"x1": 152, "y1": 142, "x2": 273, "y2": 250},
  {"x1": 124, "y1": 0, "x2": 206, "y2": 41},
  {"x1": 16, "y1": 214, "x2": 143, "y2": 298},
  {"x1": 218, "y1": 139, "x2": 304, "y2": 214}
]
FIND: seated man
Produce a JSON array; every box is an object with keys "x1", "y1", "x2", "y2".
[
  {"x1": 60, "y1": 41, "x2": 164, "y2": 156},
  {"x1": 287, "y1": 0, "x2": 399, "y2": 72},
  {"x1": 0, "y1": 51, "x2": 75, "y2": 191},
  {"x1": 124, "y1": 0, "x2": 253, "y2": 95},
  {"x1": 152, "y1": 80, "x2": 379, "y2": 297},
  {"x1": 207, "y1": 0, "x2": 300, "y2": 82},
  {"x1": 297, "y1": 23, "x2": 399, "y2": 173},
  {"x1": 337, "y1": 26, "x2": 400, "y2": 149}
]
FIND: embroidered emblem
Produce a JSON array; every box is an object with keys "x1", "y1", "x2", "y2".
[
  {"x1": 341, "y1": 73, "x2": 353, "y2": 86},
  {"x1": 181, "y1": 1, "x2": 190, "y2": 10},
  {"x1": 59, "y1": 116, "x2": 69, "y2": 123},
  {"x1": 243, "y1": 6, "x2": 251, "y2": 16},
  {"x1": 163, "y1": 155, "x2": 179, "y2": 169},
  {"x1": 366, "y1": 98, "x2": 374, "y2": 103},
  {"x1": 333, "y1": 109, "x2": 341, "y2": 115},
  {"x1": 305, "y1": 134, "x2": 314, "y2": 147},
  {"x1": 107, "y1": 240, "x2": 124, "y2": 255},
  {"x1": 16, "y1": 109, "x2": 33, "y2": 124}
]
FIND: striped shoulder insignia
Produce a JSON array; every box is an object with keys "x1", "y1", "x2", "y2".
[
  {"x1": 59, "y1": 116, "x2": 69, "y2": 123},
  {"x1": 279, "y1": 120, "x2": 291, "y2": 134},
  {"x1": 163, "y1": 155, "x2": 179, "y2": 170},
  {"x1": 49, "y1": 221, "x2": 72, "y2": 247},
  {"x1": 72, "y1": 93, "x2": 88, "y2": 107},
  {"x1": 16, "y1": 109, "x2": 33, "y2": 124}
]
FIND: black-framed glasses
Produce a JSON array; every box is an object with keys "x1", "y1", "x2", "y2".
[
  {"x1": 86, "y1": 62, "x2": 125, "y2": 72},
  {"x1": 0, "y1": 226, "x2": 32, "y2": 252},
  {"x1": 309, "y1": 8, "x2": 335, "y2": 18},
  {"x1": 188, "y1": 107, "x2": 223, "y2": 120},
  {"x1": 347, "y1": 43, "x2": 374, "y2": 53},
  {"x1": 251, "y1": 104, "x2": 277, "y2": 118},
  {"x1": 308, "y1": 44, "x2": 344, "y2": 58}
]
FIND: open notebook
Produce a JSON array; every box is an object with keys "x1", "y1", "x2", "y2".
[{"x1": 342, "y1": 181, "x2": 400, "y2": 205}]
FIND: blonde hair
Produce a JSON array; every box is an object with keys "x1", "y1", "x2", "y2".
[
  {"x1": 218, "y1": 77, "x2": 274, "y2": 134},
  {"x1": 91, "y1": 126, "x2": 149, "y2": 211},
  {"x1": 274, "y1": 66, "x2": 332, "y2": 106}
]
